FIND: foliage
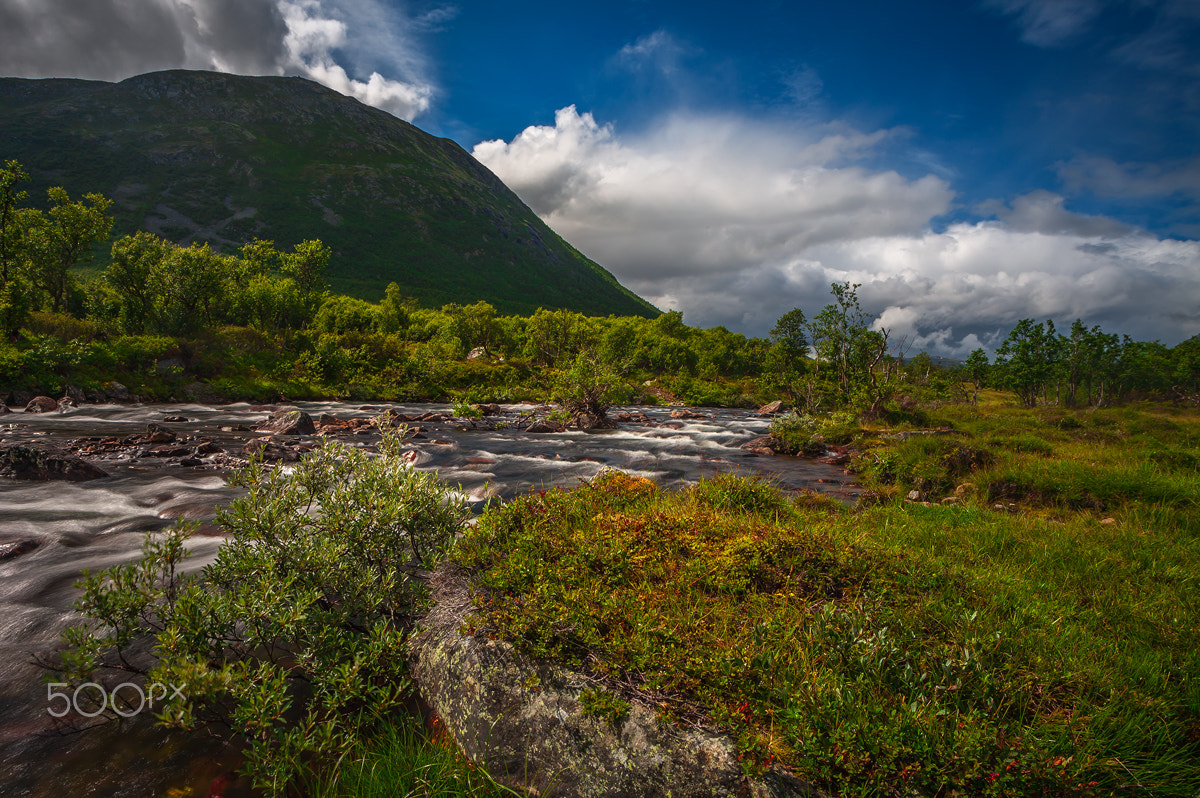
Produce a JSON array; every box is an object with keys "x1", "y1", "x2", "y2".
[
  {"x1": 313, "y1": 718, "x2": 518, "y2": 797},
  {"x1": 453, "y1": 465, "x2": 1200, "y2": 796},
  {"x1": 53, "y1": 430, "x2": 470, "y2": 795}
]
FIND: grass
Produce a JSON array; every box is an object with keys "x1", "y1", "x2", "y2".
[
  {"x1": 312, "y1": 717, "x2": 519, "y2": 798},
  {"x1": 452, "y1": 402, "x2": 1200, "y2": 797}
]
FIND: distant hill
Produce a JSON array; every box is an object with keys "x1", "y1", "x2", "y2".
[{"x1": 0, "y1": 70, "x2": 658, "y2": 318}]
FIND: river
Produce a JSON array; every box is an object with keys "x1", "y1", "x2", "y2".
[{"x1": 0, "y1": 400, "x2": 861, "y2": 797}]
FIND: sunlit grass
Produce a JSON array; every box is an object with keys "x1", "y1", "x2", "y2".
[{"x1": 453, "y1": 402, "x2": 1200, "y2": 797}]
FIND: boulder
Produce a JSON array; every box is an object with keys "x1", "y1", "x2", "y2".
[
  {"x1": 0, "y1": 404, "x2": 10, "y2": 415},
  {"x1": 408, "y1": 565, "x2": 821, "y2": 798},
  {"x1": 572, "y1": 412, "x2": 616, "y2": 431},
  {"x1": 0, "y1": 443, "x2": 108, "y2": 481},
  {"x1": 738, "y1": 435, "x2": 787, "y2": 455},
  {"x1": 669, "y1": 409, "x2": 706, "y2": 420},
  {"x1": 241, "y1": 438, "x2": 301, "y2": 463},
  {"x1": 526, "y1": 419, "x2": 566, "y2": 433},
  {"x1": 476, "y1": 403, "x2": 503, "y2": 417},
  {"x1": 146, "y1": 423, "x2": 177, "y2": 444},
  {"x1": 24, "y1": 396, "x2": 59, "y2": 413},
  {"x1": 256, "y1": 409, "x2": 316, "y2": 436},
  {"x1": 104, "y1": 381, "x2": 133, "y2": 402},
  {"x1": 755, "y1": 400, "x2": 785, "y2": 416}
]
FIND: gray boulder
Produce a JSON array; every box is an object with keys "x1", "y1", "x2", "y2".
[
  {"x1": 24, "y1": 396, "x2": 59, "y2": 413},
  {"x1": 408, "y1": 565, "x2": 821, "y2": 798}
]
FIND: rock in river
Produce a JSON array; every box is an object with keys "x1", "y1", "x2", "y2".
[{"x1": 0, "y1": 443, "x2": 108, "y2": 481}]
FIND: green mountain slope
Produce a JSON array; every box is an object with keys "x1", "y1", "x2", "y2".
[{"x1": 0, "y1": 70, "x2": 658, "y2": 317}]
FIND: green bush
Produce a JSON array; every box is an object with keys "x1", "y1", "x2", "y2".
[{"x1": 53, "y1": 431, "x2": 468, "y2": 795}]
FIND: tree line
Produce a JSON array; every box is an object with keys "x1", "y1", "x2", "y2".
[{"x1": 1, "y1": 159, "x2": 1196, "y2": 410}]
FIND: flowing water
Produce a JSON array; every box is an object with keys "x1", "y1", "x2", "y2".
[{"x1": 0, "y1": 401, "x2": 862, "y2": 797}]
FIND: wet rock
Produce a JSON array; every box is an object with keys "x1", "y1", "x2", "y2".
[
  {"x1": 476, "y1": 403, "x2": 503, "y2": 416},
  {"x1": 409, "y1": 565, "x2": 820, "y2": 798},
  {"x1": 256, "y1": 409, "x2": 315, "y2": 436},
  {"x1": 572, "y1": 412, "x2": 616, "y2": 431},
  {"x1": 739, "y1": 435, "x2": 787, "y2": 455},
  {"x1": 0, "y1": 443, "x2": 109, "y2": 481},
  {"x1": 146, "y1": 423, "x2": 177, "y2": 444},
  {"x1": 755, "y1": 400, "x2": 785, "y2": 416},
  {"x1": 179, "y1": 457, "x2": 204, "y2": 468},
  {"x1": 0, "y1": 538, "x2": 40, "y2": 561},
  {"x1": 145, "y1": 445, "x2": 191, "y2": 458},
  {"x1": 241, "y1": 438, "x2": 300, "y2": 462},
  {"x1": 195, "y1": 441, "x2": 223, "y2": 455},
  {"x1": 526, "y1": 419, "x2": 566, "y2": 433},
  {"x1": 24, "y1": 396, "x2": 59, "y2": 413},
  {"x1": 162, "y1": 415, "x2": 189, "y2": 423},
  {"x1": 63, "y1": 385, "x2": 86, "y2": 405},
  {"x1": 0, "y1": 403, "x2": 9, "y2": 414},
  {"x1": 104, "y1": 381, "x2": 132, "y2": 402},
  {"x1": 669, "y1": 409, "x2": 706, "y2": 420},
  {"x1": 375, "y1": 409, "x2": 415, "y2": 427},
  {"x1": 417, "y1": 411, "x2": 450, "y2": 422}
]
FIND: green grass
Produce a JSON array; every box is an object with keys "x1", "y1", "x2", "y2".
[
  {"x1": 453, "y1": 403, "x2": 1200, "y2": 796},
  {"x1": 313, "y1": 718, "x2": 518, "y2": 798}
]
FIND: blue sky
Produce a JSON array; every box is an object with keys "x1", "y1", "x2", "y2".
[{"x1": 2, "y1": 0, "x2": 1198, "y2": 352}]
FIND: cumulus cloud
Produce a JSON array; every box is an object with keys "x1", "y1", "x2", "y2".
[
  {"x1": 0, "y1": 0, "x2": 436, "y2": 119},
  {"x1": 475, "y1": 106, "x2": 1200, "y2": 353}
]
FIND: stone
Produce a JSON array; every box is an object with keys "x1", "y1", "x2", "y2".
[
  {"x1": 162, "y1": 415, "x2": 189, "y2": 423},
  {"x1": 408, "y1": 565, "x2": 822, "y2": 798},
  {"x1": 526, "y1": 419, "x2": 566, "y2": 433},
  {"x1": 1100, "y1": 517, "x2": 1116, "y2": 526},
  {"x1": 196, "y1": 441, "x2": 223, "y2": 455},
  {"x1": 104, "y1": 381, "x2": 132, "y2": 402},
  {"x1": 24, "y1": 396, "x2": 59, "y2": 413},
  {"x1": 0, "y1": 539, "x2": 40, "y2": 561},
  {"x1": 738, "y1": 435, "x2": 786, "y2": 454},
  {"x1": 0, "y1": 443, "x2": 108, "y2": 481},
  {"x1": 256, "y1": 409, "x2": 316, "y2": 436},
  {"x1": 466, "y1": 346, "x2": 488, "y2": 360},
  {"x1": 669, "y1": 409, "x2": 706, "y2": 420},
  {"x1": 755, "y1": 400, "x2": 785, "y2": 416},
  {"x1": 146, "y1": 423, "x2": 177, "y2": 444},
  {"x1": 906, "y1": 489, "x2": 923, "y2": 502},
  {"x1": 0, "y1": 404, "x2": 9, "y2": 414},
  {"x1": 64, "y1": 385, "x2": 86, "y2": 404},
  {"x1": 476, "y1": 403, "x2": 503, "y2": 416},
  {"x1": 241, "y1": 438, "x2": 300, "y2": 462}
]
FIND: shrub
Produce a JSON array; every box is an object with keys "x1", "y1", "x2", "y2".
[{"x1": 52, "y1": 430, "x2": 468, "y2": 795}]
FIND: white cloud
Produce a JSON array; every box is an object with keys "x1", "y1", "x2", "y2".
[
  {"x1": 0, "y1": 0, "x2": 436, "y2": 120},
  {"x1": 278, "y1": 0, "x2": 432, "y2": 119},
  {"x1": 475, "y1": 106, "x2": 1200, "y2": 352}
]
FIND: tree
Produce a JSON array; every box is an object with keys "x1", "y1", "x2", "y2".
[
  {"x1": 963, "y1": 348, "x2": 989, "y2": 403},
  {"x1": 0, "y1": 160, "x2": 34, "y2": 336},
  {"x1": 107, "y1": 232, "x2": 173, "y2": 334},
  {"x1": 995, "y1": 319, "x2": 1058, "y2": 407},
  {"x1": 27, "y1": 187, "x2": 113, "y2": 313},
  {"x1": 770, "y1": 308, "x2": 809, "y2": 363}
]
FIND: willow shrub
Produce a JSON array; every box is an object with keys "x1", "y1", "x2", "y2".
[{"x1": 53, "y1": 429, "x2": 469, "y2": 796}]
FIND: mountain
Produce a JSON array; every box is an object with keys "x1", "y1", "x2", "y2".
[{"x1": 0, "y1": 70, "x2": 658, "y2": 318}]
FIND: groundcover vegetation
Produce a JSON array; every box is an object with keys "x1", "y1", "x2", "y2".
[{"x1": 455, "y1": 420, "x2": 1200, "y2": 798}]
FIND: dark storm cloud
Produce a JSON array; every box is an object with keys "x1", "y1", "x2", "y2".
[{"x1": 0, "y1": 0, "x2": 287, "y2": 81}]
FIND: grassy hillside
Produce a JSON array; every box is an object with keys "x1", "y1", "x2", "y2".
[{"x1": 0, "y1": 70, "x2": 657, "y2": 318}]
